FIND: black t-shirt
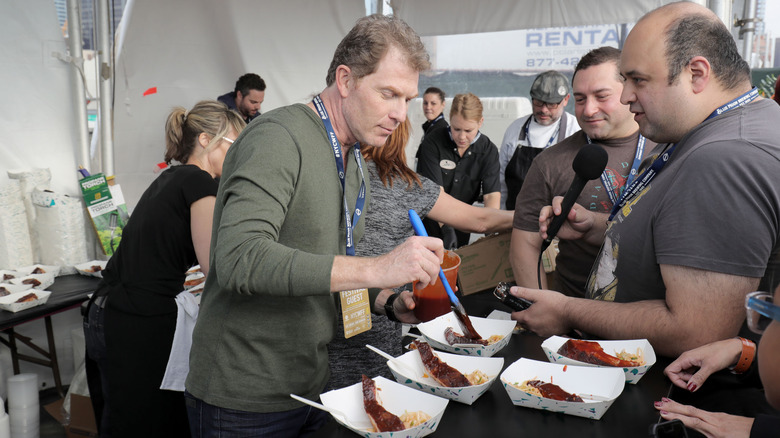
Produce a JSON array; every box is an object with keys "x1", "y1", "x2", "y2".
[
  {"x1": 101, "y1": 164, "x2": 218, "y2": 315},
  {"x1": 416, "y1": 126, "x2": 500, "y2": 206}
]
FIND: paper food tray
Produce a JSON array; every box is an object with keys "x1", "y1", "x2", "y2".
[
  {"x1": 10, "y1": 273, "x2": 55, "y2": 290},
  {"x1": 75, "y1": 261, "x2": 107, "y2": 278},
  {"x1": 319, "y1": 376, "x2": 449, "y2": 437},
  {"x1": 0, "y1": 290, "x2": 52, "y2": 313},
  {"x1": 540, "y1": 336, "x2": 656, "y2": 384},
  {"x1": 16, "y1": 264, "x2": 61, "y2": 277},
  {"x1": 387, "y1": 346, "x2": 503, "y2": 405},
  {"x1": 416, "y1": 311, "x2": 516, "y2": 357},
  {"x1": 500, "y1": 358, "x2": 625, "y2": 420}
]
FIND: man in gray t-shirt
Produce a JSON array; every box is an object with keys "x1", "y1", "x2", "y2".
[
  {"x1": 510, "y1": 47, "x2": 654, "y2": 298},
  {"x1": 507, "y1": 2, "x2": 780, "y2": 358}
]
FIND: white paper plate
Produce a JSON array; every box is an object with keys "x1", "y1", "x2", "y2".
[
  {"x1": 0, "y1": 290, "x2": 52, "y2": 313},
  {"x1": 15, "y1": 264, "x2": 61, "y2": 277},
  {"x1": 319, "y1": 376, "x2": 449, "y2": 437},
  {"x1": 74, "y1": 261, "x2": 107, "y2": 278},
  {"x1": 0, "y1": 283, "x2": 33, "y2": 297},
  {"x1": 0, "y1": 270, "x2": 24, "y2": 282},
  {"x1": 416, "y1": 311, "x2": 516, "y2": 357},
  {"x1": 540, "y1": 336, "x2": 656, "y2": 384},
  {"x1": 500, "y1": 358, "x2": 625, "y2": 420},
  {"x1": 387, "y1": 346, "x2": 503, "y2": 405},
  {"x1": 9, "y1": 273, "x2": 55, "y2": 290}
]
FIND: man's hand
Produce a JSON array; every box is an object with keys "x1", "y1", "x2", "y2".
[
  {"x1": 331, "y1": 236, "x2": 443, "y2": 292},
  {"x1": 539, "y1": 196, "x2": 597, "y2": 242},
  {"x1": 664, "y1": 338, "x2": 743, "y2": 392},
  {"x1": 508, "y1": 286, "x2": 572, "y2": 336},
  {"x1": 372, "y1": 236, "x2": 444, "y2": 289}
]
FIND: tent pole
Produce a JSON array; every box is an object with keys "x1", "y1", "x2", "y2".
[
  {"x1": 65, "y1": 0, "x2": 90, "y2": 172},
  {"x1": 96, "y1": 0, "x2": 114, "y2": 176}
]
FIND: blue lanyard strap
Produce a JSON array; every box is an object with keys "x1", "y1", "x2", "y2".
[
  {"x1": 608, "y1": 87, "x2": 759, "y2": 221},
  {"x1": 312, "y1": 95, "x2": 366, "y2": 256},
  {"x1": 590, "y1": 134, "x2": 647, "y2": 206}
]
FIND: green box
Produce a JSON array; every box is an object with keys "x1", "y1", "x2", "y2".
[{"x1": 79, "y1": 174, "x2": 128, "y2": 256}]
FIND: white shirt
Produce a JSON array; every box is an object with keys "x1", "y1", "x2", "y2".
[{"x1": 498, "y1": 112, "x2": 579, "y2": 208}]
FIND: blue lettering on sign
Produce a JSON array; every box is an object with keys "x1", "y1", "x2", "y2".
[
  {"x1": 527, "y1": 33, "x2": 543, "y2": 46},
  {"x1": 526, "y1": 28, "x2": 621, "y2": 47},
  {"x1": 563, "y1": 31, "x2": 581, "y2": 45}
]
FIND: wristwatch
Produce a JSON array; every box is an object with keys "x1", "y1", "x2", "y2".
[{"x1": 384, "y1": 292, "x2": 401, "y2": 322}]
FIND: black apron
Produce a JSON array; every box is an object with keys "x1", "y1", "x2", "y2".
[{"x1": 505, "y1": 116, "x2": 568, "y2": 210}]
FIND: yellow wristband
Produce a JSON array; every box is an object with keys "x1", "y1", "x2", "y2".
[{"x1": 731, "y1": 337, "x2": 756, "y2": 374}]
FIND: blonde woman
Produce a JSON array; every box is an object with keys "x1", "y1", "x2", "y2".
[
  {"x1": 416, "y1": 92, "x2": 501, "y2": 248},
  {"x1": 84, "y1": 100, "x2": 245, "y2": 438}
]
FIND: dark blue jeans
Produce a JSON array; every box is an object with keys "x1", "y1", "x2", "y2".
[{"x1": 184, "y1": 391, "x2": 328, "y2": 438}]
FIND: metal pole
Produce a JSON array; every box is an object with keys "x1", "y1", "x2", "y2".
[
  {"x1": 95, "y1": 0, "x2": 114, "y2": 176},
  {"x1": 740, "y1": 0, "x2": 757, "y2": 67},
  {"x1": 65, "y1": 0, "x2": 90, "y2": 172},
  {"x1": 708, "y1": 0, "x2": 732, "y2": 28}
]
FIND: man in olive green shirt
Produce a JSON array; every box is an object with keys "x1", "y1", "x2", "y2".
[{"x1": 186, "y1": 15, "x2": 442, "y2": 437}]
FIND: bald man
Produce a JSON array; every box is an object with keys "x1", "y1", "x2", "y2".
[{"x1": 508, "y1": 1, "x2": 780, "y2": 357}]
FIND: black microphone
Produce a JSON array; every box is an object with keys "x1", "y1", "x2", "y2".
[{"x1": 541, "y1": 144, "x2": 609, "y2": 251}]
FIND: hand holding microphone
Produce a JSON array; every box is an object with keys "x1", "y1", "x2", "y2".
[{"x1": 541, "y1": 144, "x2": 608, "y2": 251}]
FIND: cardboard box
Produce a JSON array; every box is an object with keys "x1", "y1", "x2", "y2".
[
  {"x1": 44, "y1": 394, "x2": 98, "y2": 438},
  {"x1": 79, "y1": 174, "x2": 129, "y2": 256},
  {"x1": 454, "y1": 232, "x2": 514, "y2": 295}
]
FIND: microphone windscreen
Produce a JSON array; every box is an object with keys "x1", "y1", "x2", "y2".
[{"x1": 572, "y1": 143, "x2": 609, "y2": 180}]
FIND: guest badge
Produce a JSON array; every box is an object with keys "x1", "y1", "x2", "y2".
[{"x1": 340, "y1": 288, "x2": 372, "y2": 338}]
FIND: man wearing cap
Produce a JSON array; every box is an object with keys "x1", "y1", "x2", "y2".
[{"x1": 499, "y1": 70, "x2": 580, "y2": 209}]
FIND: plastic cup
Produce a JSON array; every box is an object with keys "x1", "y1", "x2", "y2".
[
  {"x1": 6, "y1": 374, "x2": 37, "y2": 410},
  {"x1": 413, "y1": 250, "x2": 460, "y2": 322}
]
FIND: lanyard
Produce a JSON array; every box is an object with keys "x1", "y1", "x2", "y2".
[
  {"x1": 312, "y1": 95, "x2": 366, "y2": 256},
  {"x1": 589, "y1": 134, "x2": 647, "y2": 206},
  {"x1": 608, "y1": 87, "x2": 759, "y2": 221},
  {"x1": 431, "y1": 113, "x2": 444, "y2": 125}
]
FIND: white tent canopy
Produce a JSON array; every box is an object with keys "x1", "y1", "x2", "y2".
[
  {"x1": 111, "y1": 0, "x2": 678, "y2": 209},
  {"x1": 391, "y1": 0, "x2": 668, "y2": 36}
]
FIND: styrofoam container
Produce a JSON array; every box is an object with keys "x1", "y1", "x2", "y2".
[
  {"x1": 0, "y1": 283, "x2": 33, "y2": 297},
  {"x1": 500, "y1": 358, "x2": 625, "y2": 420},
  {"x1": 74, "y1": 260, "x2": 107, "y2": 278},
  {"x1": 540, "y1": 336, "x2": 656, "y2": 384},
  {"x1": 387, "y1": 346, "x2": 503, "y2": 405},
  {"x1": 9, "y1": 273, "x2": 54, "y2": 290},
  {"x1": 416, "y1": 311, "x2": 516, "y2": 357},
  {"x1": 0, "y1": 290, "x2": 52, "y2": 313},
  {"x1": 319, "y1": 376, "x2": 449, "y2": 437},
  {"x1": 15, "y1": 264, "x2": 61, "y2": 277}
]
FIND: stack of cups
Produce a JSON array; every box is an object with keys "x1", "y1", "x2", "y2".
[
  {"x1": 7, "y1": 374, "x2": 38, "y2": 438},
  {"x1": 0, "y1": 396, "x2": 10, "y2": 438}
]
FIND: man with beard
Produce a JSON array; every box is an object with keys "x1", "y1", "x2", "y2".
[
  {"x1": 499, "y1": 70, "x2": 579, "y2": 209},
  {"x1": 510, "y1": 47, "x2": 654, "y2": 297}
]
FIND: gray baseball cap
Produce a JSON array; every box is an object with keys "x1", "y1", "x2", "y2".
[{"x1": 530, "y1": 70, "x2": 570, "y2": 103}]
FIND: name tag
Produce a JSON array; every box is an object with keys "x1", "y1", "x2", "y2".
[
  {"x1": 440, "y1": 159, "x2": 456, "y2": 170},
  {"x1": 339, "y1": 288, "x2": 372, "y2": 338}
]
